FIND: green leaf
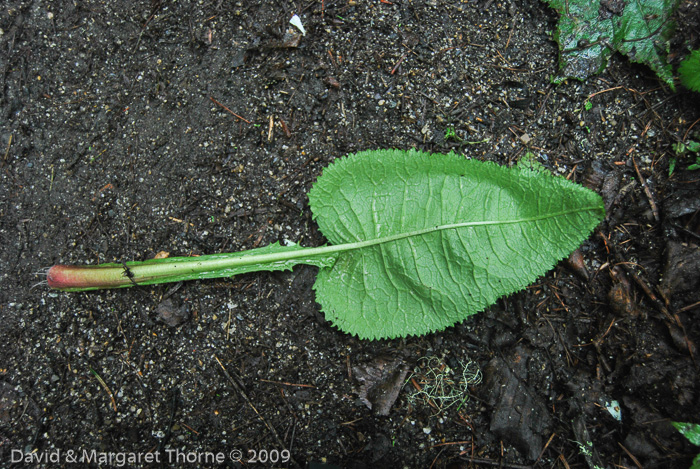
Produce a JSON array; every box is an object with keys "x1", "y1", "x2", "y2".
[
  {"x1": 308, "y1": 149, "x2": 603, "y2": 339},
  {"x1": 49, "y1": 150, "x2": 604, "y2": 340},
  {"x1": 543, "y1": 0, "x2": 681, "y2": 88},
  {"x1": 679, "y1": 50, "x2": 700, "y2": 92},
  {"x1": 673, "y1": 422, "x2": 700, "y2": 446}
]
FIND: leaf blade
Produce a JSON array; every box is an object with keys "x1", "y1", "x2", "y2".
[
  {"x1": 309, "y1": 150, "x2": 604, "y2": 339},
  {"x1": 672, "y1": 421, "x2": 700, "y2": 446}
]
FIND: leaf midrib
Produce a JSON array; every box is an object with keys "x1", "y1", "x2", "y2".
[{"x1": 127, "y1": 206, "x2": 602, "y2": 281}]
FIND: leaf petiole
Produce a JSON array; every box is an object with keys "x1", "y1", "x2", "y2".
[{"x1": 48, "y1": 207, "x2": 602, "y2": 292}]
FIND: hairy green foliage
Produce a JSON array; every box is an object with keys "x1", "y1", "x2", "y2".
[
  {"x1": 679, "y1": 49, "x2": 700, "y2": 92},
  {"x1": 543, "y1": 0, "x2": 681, "y2": 88},
  {"x1": 49, "y1": 150, "x2": 604, "y2": 339}
]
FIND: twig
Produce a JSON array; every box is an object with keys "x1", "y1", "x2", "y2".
[
  {"x1": 684, "y1": 116, "x2": 700, "y2": 141},
  {"x1": 259, "y1": 379, "x2": 315, "y2": 388},
  {"x1": 2, "y1": 134, "x2": 11, "y2": 164},
  {"x1": 678, "y1": 300, "x2": 700, "y2": 313},
  {"x1": 268, "y1": 115, "x2": 274, "y2": 142},
  {"x1": 587, "y1": 86, "x2": 627, "y2": 99},
  {"x1": 429, "y1": 447, "x2": 446, "y2": 469},
  {"x1": 209, "y1": 97, "x2": 252, "y2": 123},
  {"x1": 280, "y1": 119, "x2": 291, "y2": 138},
  {"x1": 180, "y1": 422, "x2": 199, "y2": 435},
  {"x1": 90, "y1": 368, "x2": 117, "y2": 412},
  {"x1": 605, "y1": 233, "x2": 670, "y2": 320},
  {"x1": 617, "y1": 442, "x2": 643, "y2": 468},
  {"x1": 429, "y1": 440, "x2": 472, "y2": 449},
  {"x1": 391, "y1": 53, "x2": 407, "y2": 74},
  {"x1": 558, "y1": 454, "x2": 572, "y2": 469},
  {"x1": 631, "y1": 156, "x2": 660, "y2": 222},
  {"x1": 158, "y1": 388, "x2": 179, "y2": 452},
  {"x1": 214, "y1": 356, "x2": 299, "y2": 468},
  {"x1": 504, "y1": 17, "x2": 516, "y2": 50},
  {"x1": 460, "y1": 457, "x2": 533, "y2": 469},
  {"x1": 537, "y1": 85, "x2": 554, "y2": 118},
  {"x1": 534, "y1": 432, "x2": 556, "y2": 465}
]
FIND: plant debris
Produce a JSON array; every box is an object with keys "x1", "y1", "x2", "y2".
[
  {"x1": 353, "y1": 355, "x2": 409, "y2": 416},
  {"x1": 544, "y1": 0, "x2": 682, "y2": 87}
]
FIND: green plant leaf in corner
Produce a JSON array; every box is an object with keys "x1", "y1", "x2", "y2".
[
  {"x1": 543, "y1": 0, "x2": 682, "y2": 88},
  {"x1": 48, "y1": 150, "x2": 604, "y2": 340},
  {"x1": 679, "y1": 49, "x2": 700, "y2": 93},
  {"x1": 672, "y1": 422, "x2": 700, "y2": 469},
  {"x1": 673, "y1": 422, "x2": 700, "y2": 446}
]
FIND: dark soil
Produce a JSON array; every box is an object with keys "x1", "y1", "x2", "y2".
[{"x1": 1, "y1": 1, "x2": 700, "y2": 468}]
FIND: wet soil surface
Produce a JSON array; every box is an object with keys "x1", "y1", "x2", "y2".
[{"x1": 2, "y1": 1, "x2": 700, "y2": 467}]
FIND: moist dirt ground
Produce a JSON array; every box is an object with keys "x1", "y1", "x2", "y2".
[{"x1": 1, "y1": 1, "x2": 700, "y2": 468}]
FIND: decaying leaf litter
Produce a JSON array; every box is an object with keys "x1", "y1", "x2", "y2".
[{"x1": 1, "y1": 1, "x2": 699, "y2": 467}]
